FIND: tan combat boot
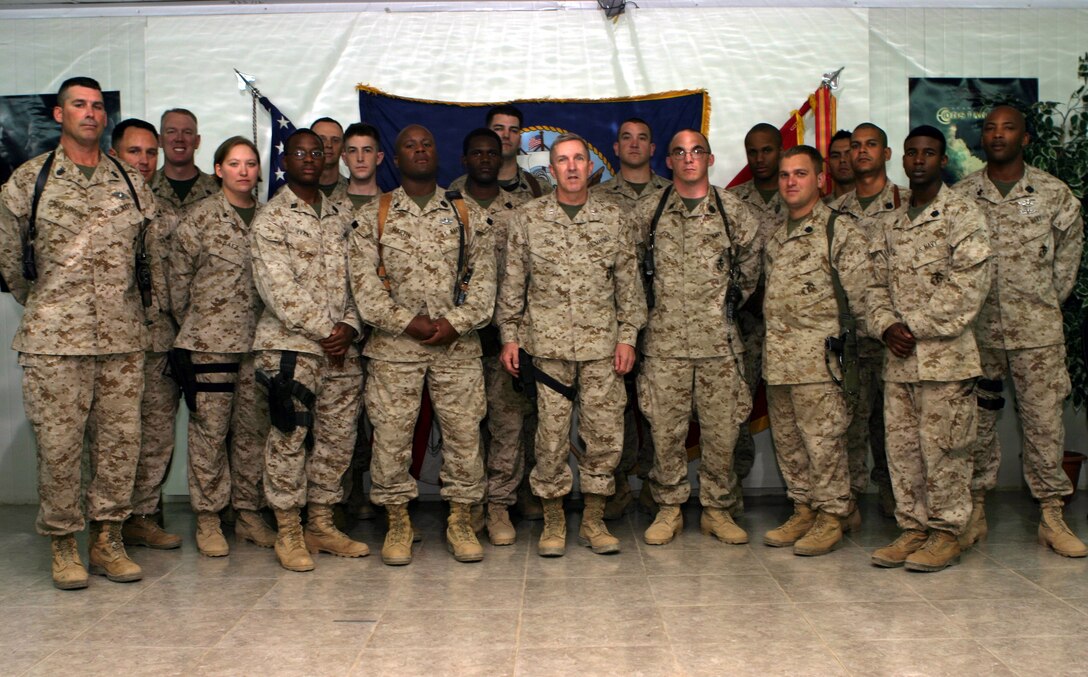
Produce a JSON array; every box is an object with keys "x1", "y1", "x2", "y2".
[
  {"x1": 842, "y1": 499, "x2": 861, "y2": 534},
  {"x1": 794, "y1": 511, "x2": 843, "y2": 556},
  {"x1": 195, "y1": 511, "x2": 229, "y2": 557},
  {"x1": 905, "y1": 529, "x2": 961, "y2": 572},
  {"x1": 122, "y1": 514, "x2": 182, "y2": 550},
  {"x1": 382, "y1": 503, "x2": 414, "y2": 566},
  {"x1": 958, "y1": 490, "x2": 988, "y2": 548},
  {"x1": 486, "y1": 504, "x2": 516, "y2": 546},
  {"x1": 88, "y1": 521, "x2": 143, "y2": 582},
  {"x1": 1038, "y1": 499, "x2": 1088, "y2": 558},
  {"x1": 273, "y1": 508, "x2": 314, "y2": 572},
  {"x1": 763, "y1": 504, "x2": 816, "y2": 547},
  {"x1": 51, "y1": 534, "x2": 88, "y2": 590},
  {"x1": 644, "y1": 505, "x2": 683, "y2": 545},
  {"x1": 700, "y1": 507, "x2": 749, "y2": 544},
  {"x1": 871, "y1": 529, "x2": 928, "y2": 568},
  {"x1": 517, "y1": 483, "x2": 544, "y2": 520},
  {"x1": 447, "y1": 503, "x2": 485, "y2": 563},
  {"x1": 235, "y1": 509, "x2": 277, "y2": 548},
  {"x1": 578, "y1": 494, "x2": 621, "y2": 554},
  {"x1": 604, "y1": 479, "x2": 633, "y2": 520},
  {"x1": 305, "y1": 504, "x2": 369, "y2": 558},
  {"x1": 538, "y1": 497, "x2": 566, "y2": 557}
]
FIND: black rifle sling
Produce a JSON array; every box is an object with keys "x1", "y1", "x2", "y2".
[{"x1": 643, "y1": 186, "x2": 673, "y2": 308}]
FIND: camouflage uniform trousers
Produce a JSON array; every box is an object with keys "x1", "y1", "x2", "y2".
[
  {"x1": 343, "y1": 357, "x2": 371, "y2": 500},
  {"x1": 366, "y1": 358, "x2": 486, "y2": 506},
  {"x1": 637, "y1": 356, "x2": 751, "y2": 509},
  {"x1": 482, "y1": 355, "x2": 535, "y2": 506},
  {"x1": 187, "y1": 352, "x2": 269, "y2": 513},
  {"x1": 131, "y1": 351, "x2": 180, "y2": 516},
  {"x1": 884, "y1": 380, "x2": 975, "y2": 534},
  {"x1": 733, "y1": 308, "x2": 763, "y2": 480},
  {"x1": 258, "y1": 351, "x2": 362, "y2": 510},
  {"x1": 531, "y1": 357, "x2": 624, "y2": 499},
  {"x1": 766, "y1": 383, "x2": 851, "y2": 517},
  {"x1": 19, "y1": 351, "x2": 144, "y2": 535},
  {"x1": 844, "y1": 346, "x2": 888, "y2": 497},
  {"x1": 972, "y1": 345, "x2": 1073, "y2": 501}
]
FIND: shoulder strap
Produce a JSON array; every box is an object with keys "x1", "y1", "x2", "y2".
[
  {"x1": 28, "y1": 151, "x2": 56, "y2": 239},
  {"x1": 642, "y1": 185, "x2": 674, "y2": 310},
  {"x1": 375, "y1": 192, "x2": 394, "y2": 293},
  {"x1": 826, "y1": 211, "x2": 849, "y2": 320},
  {"x1": 646, "y1": 185, "x2": 673, "y2": 252},
  {"x1": 445, "y1": 190, "x2": 473, "y2": 306},
  {"x1": 891, "y1": 184, "x2": 902, "y2": 209},
  {"x1": 523, "y1": 170, "x2": 543, "y2": 198}
]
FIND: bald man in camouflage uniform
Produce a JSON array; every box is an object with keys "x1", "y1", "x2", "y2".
[
  {"x1": 633, "y1": 130, "x2": 760, "y2": 547},
  {"x1": 762, "y1": 146, "x2": 892, "y2": 557},
  {"x1": 954, "y1": 105, "x2": 1087, "y2": 558},
  {"x1": 497, "y1": 133, "x2": 646, "y2": 558},
  {"x1": 0, "y1": 77, "x2": 152, "y2": 589},
  {"x1": 591, "y1": 118, "x2": 671, "y2": 519},
  {"x1": 870, "y1": 126, "x2": 992, "y2": 572},
  {"x1": 251, "y1": 129, "x2": 366, "y2": 572}
]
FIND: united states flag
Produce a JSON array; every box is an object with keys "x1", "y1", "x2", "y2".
[{"x1": 258, "y1": 95, "x2": 296, "y2": 201}]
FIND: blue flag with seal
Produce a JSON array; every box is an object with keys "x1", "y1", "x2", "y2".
[
  {"x1": 357, "y1": 86, "x2": 709, "y2": 192},
  {"x1": 258, "y1": 95, "x2": 298, "y2": 201}
]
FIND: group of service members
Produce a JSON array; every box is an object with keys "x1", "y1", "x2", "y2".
[{"x1": 0, "y1": 77, "x2": 1083, "y2": 592}]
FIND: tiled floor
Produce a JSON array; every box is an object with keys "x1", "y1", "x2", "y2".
[{"x1": 1, "y1": 490, "x2": 1087, "y2": 676}]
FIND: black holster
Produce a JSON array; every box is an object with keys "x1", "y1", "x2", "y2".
[
  {"x1": 165, "y1": 348, "x2": 238, "y2": 412},
  {"x1": 513, "y1": 348, "x2": 576, "y2": 401},
  {"x1": 256, "y1": 351, "x2": 317, "y2": 451}
]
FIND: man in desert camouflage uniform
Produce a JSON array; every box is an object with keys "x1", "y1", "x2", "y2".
[
  {"x1": 825, "y1": 130, "x2": 856, "y2": 202},
  {"x1": 312, "y1": 117, "x2": 349, "y2": 205},
  {"x1": 634, "y1": 130, "x2": 761, "y2": 547},
  {"x1": 150, "y1": 108, "x2": 217, "y2": 211},
  {"x1": 170, "y1": 144, "x2": 276, "y2": 557},
  {"x1": 728, "y1": 123, "x2": 786, "y2": 488},
  {"x1": 497, "y1": 132, "x2": 646, "y2": 558},
  {"x1": 828, "y1": 122, "x2": 905, "y2": 522},
  {"x1": 350, "y1": 124, "x2": 495, "y2": 566},
  {"x1": 250, "y1": 129, "x2": 367, "y2": 572},
  {"x1": 108, "y1": 118, "x2": 184, "y2": 551},
  {"x1": 0, "y1": 77, "x2": 153, "y2": 589},
  {"x1": 954, "y1": 105, "x2": 1087, "y2": 558},
  {"x1": 869, "y1": 126, "x2": 992, "y2": 572},
  {"x1": 591, "y1": 118, "x2": 671, "y2": 519},
  {"x1": 761, "y1": 145, "x2": 892, "y2": 557},
  {"x1": 455, "y1": 128, "x2": 533, "y2": 546}
]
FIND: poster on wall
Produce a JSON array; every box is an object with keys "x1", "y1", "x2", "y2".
[
  {"x1": 0, "y1": 91, "x2": 123, "y2": 185},
  {"x1": 908, "y1": 77, "x2": 1037, "y2": 185},
  {"x1": 357, "y1": 86, "x2": 709, "y2": 193}
]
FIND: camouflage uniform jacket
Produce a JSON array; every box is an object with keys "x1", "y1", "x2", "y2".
[
  {"x1": 450, "y1": 166, "x2": 553, "y2": 202},
  {"x1": 0, "y1": 145, "x2": 154, "y2": 355},
  {"x1": 496, "y1": 193, "x2": 647, "y2": 361},
  {"x1": 953, "y1": 164, "x2": 1083, "y2": 349},
  {"x1": 728, "y1": 179, "x2": 785, "y2": 250},
  {"x1": 829, "y1": 181, "x2": 910, "y2": 359},
  {"x1": 762, "y1": 200, "x2": 890, "y2": 385},
  {"x1": 145, "y1": 201, "x2": 180, "y2": 352},
  {"x1": 325, "y1": 175, "x2": 352, "y2": 213},
  {"x1": 591, "y1": 172, "x2": 672, "y2": 212},
  {"x1": 171, "y1": 192, "x2": 264, "y2": 353},
  {"x1": 150, "y1": 168, "x2": 218, "y2": 212},
  {"x1": 868, "y1": 184, "x2": 991, "y2": 384},
  {"x1": 350, "y1": 186, "x2": 496, "y2": 363},
  {"x1": 631, "y1": 186, "x2": 761, "y2": 359},
  {"x1": 250, "y1": 186, "x2": 361, "y2": 356}
]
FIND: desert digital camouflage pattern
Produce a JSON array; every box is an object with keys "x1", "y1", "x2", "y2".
[{"x1": 150, "y1": 167, "x2": 218, "y2": 212}]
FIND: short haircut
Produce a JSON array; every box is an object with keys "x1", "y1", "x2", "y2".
[
  {"x1": 618, "y1": 117, "x2": 653, "y2": 143},
  {"x1": 830, "y1": 129, "x2": 853, "y2": 145},
  {"x1": 111, "y1": 118, "x2": 158, "y2": 149},
  {"x1": 212, "y1": 136, "x2": 260, "y2": 185},
  {"x1": 160, "y1": 108, "x2": 198, "y2": 129},
  {"x1": 852, "y1": 122, "x2": 888, "y2": 147},
  {"x1": 905, "y1": 124, "x2": 947, "y2": 156},
  {"x1": 343, "y1": 122, "x2": 381, "y2": 144},
  {"x1": 310, "y1": 117, "x2": 343, "y2": 132},
  {"x1": 549, "y1": 132, "x2": 590, "y2": 164},
  {"x1": 781, "y1": 144, "x2": 824, "y2": 174},
  {"x1": 669, "y1": 128, "x2": 712, "y2": 154},
  {"x1": 57, "y1": 76, "x2": 102, "y2": 105},
  {"x1": 462, "y1": 128, "x2": 502, "y2": 156},
  {"x1": 486, "y1": 104, "x2": 523, "y2": 128},
  {"x1": 285, "y1": 128, "x2": 322, "y2": 151},
  {"x1": 745, "y1": 122, "x2": 782, "y2": 147}
]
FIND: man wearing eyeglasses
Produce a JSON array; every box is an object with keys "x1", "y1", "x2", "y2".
[
  {"x1": 250, "y1": 129, "x2": 366, "y2": 572},
  {"x1": 591, "y1": 117, "x2": 672, "y2": 520},
  {"x1": 633, "y1": 130, "x2": 761, "y2": 546}
]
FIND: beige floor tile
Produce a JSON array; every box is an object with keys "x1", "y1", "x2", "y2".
[
  {"x1": 773, "y1": 569, "x2": 923, "y2": 603},
  {"x1": 674, "y1": 639, "x2": 849, "y2": 676},
  {"x1": 827, "y1": 638, "x2": 1015, "y2": 676},
  {"x1": 798, "y1": 600, "x2": 965, "y2": 641},
  {"x1": 195, "y1": 646, "x2": 360, "y2": 676},
  {"x1": 216, "y1": 608, "x2": 380, "y2": 649},
  {"x1": 660, "y1": 603, "x2": 815, "y2": 644},
  {"x1": 72, "y1": 606, "x2": 246, "y2": 647},
  {"x1": 519, "y1": 605, "x2": 667, "y2": 648},
  {"x1": 350, "y1": 646, "x2": 516, "y2": 676},
  {"x1": 515, "y1": 645, "x2": 679, "y2": 677},
  {"x1": 978, "y1": 636, "x2": 1088, "y2": 676},
  {"x1": 933, "y1": 597, "x2": 1088, "y2": 637},
  {"x1": 367, "y1": 609, "x2": 518, "y2": 648},
  {"x1": 523, "y1": 575, "x2": 654, "y2": 609},
  {"x1": 25, "y1": 646, "x2": 205, "y2": 677},
  {"x1": 648, "y1": 573, "x2": 788, "y2": 605}
]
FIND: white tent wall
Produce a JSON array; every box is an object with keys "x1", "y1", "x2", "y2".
[{"x1": 0, "y1": 6, "x2": 1085, "y2": 503}]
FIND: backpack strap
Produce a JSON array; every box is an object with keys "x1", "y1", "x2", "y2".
[{"x1": 375, "y1": 192, "x2": 393, "y2": 293}]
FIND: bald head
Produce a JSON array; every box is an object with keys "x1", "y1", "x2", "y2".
[
  {"x1": 394, "y1": 124, "x2": 438, "y2": 182},
  {"x1": 395, "y1": 124, "x2": 433, "y2": 152},
  {"x1": 981, "y1": 104, "x2": 1030, "y2": 166}
]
